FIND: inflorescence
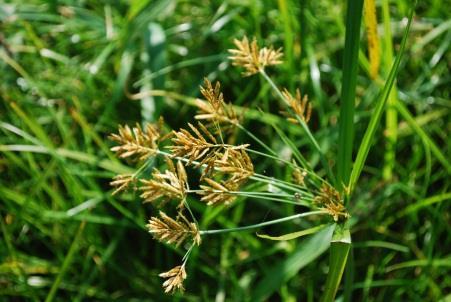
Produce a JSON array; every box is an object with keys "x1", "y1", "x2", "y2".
[{"x1": 109, "y1": 36, "x2": 348, "y2": 294}]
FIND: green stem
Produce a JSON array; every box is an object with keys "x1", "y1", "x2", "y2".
[
  {"x1": 45, "y1": 221, "x2": 86, "y2": 302},
  {"x1": 200, "y1": 210, "x2": 326, "y2": 235},
  {"x1": 321, "y1": 242, "x2": 351, "y2": 302},
  {"x1": 259, "y1": 69, "x2": 336, "y2": 184},
  {"x1": 321, "y1": 224, "x2": 352, "y2": 302},
  {"x1": 236, "y1": 123, "x2": 278, "y2": 156}
]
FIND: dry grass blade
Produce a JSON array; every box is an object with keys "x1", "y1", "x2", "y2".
[
  {"x1": 281, "y1": 88, "x2": 312, "y2": 124},
  {"x1": 314, "y1": 184, "x2": 349, "y2": 222},
  {"x1": 140, "y1": 159, "x2": 188, "y2": 206},
  {"x1": 147, "y1": 211, "x2": 201, "y2": 247},
  {"x1": 110, "y1": 123, "x2": 160, "y2": 161},
  {"x1": 228, "y1": 36, "x2": 283, "y2": 76},
  {"x1": 159, "y1": 265, "x2": 187, "y2": 294}
]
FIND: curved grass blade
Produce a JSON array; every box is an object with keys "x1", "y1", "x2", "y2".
[
  {"x1": 257, "y1": 224, "x2": 329, "y2": 241},
  {"x1": 395, "y1": 101, "x2": 451, "y2": 174},
  {"x1": 251, "y1": 224, "x2": 335, "y2": 302}
]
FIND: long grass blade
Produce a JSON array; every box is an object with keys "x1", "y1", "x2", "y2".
[
  {"x1": 336, "y1": 0, "x2": 365, "y2": 190},
  {"x1": 251, "y1": 225, "x2": 335, "y2": 301},
  {"x1": 348, "y1": 3, "x2": 416, "y2": 193}
]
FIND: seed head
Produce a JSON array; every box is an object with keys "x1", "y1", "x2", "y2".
[
  {"x1": 110, "y1": 122, "x2": 160, "y2": 161},
  {"x1": 214, "y1": 148, "x2": 254, "y2": 184},
  {"x1": 110, "y1": 173, "x2": 136, "y2": 195},
  {"x1": 147, "y1": 211, "x2": 201, "y2": 247},
  {"x1": 314, "y1": 184, "x2": 349, "y2": 222},
  {"x1": 281, "y1": 88, "x2": 312, "y2": 124},
  {"x1": 199, "y1": 178, "x2": 239, "y2": 206},
  {"x1": 292, "y1": 166, "x2": 307, "y2": 187},
  {"x1": 228, "y1": 36, "x2": 283, "y2": 76},
  {"x1": 140, "y1": 159, "x2": 188, "y2": 206},
  {"x1": 159, "y1": 265, "x2": 187, "y2": 294},
  {"x1": 169, "y1": 122, "x2": 217, "y2": 163},
  {"x1": 195, "y1": 78, "x2": 239, "y2": 129}
]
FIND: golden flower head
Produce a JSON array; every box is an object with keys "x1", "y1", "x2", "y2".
[
  {"x1": 159, "y1": 265, "x2": 187, "y2": 294},
  {"x1": 147, "y1": 211, "x2": 201, "y2": 247},
  {"x1": 214, "y1": 148, "x2": 254, "y2": 184},
  {"x1": 281, "y1": 88, "x2": 312, "y2": 124},
  {"x1": 110, "y1": 173, "x2": 136, "y2": 195},
  {"x1": 292, "y1": 166, "x2": 307, "y2": 187},
  {"x1": 228, "y1": 36, "x2": 283, "y2": 76},
  {"x1": 314, "y1": 183, "x2": 349, "y2": 222},
  {"x1": 195, "y1": 78, "x2": 239, "y2": 128},
  {"x1": 140, "y1": 159, "x2": 188, "y2": 207},
  {"x1": 169, "y1": 122, "x2": 217, "y2": 164},
  {"x1": 199, "y1": 178, "x2": 239, "y2": 206},
  {"x1": 110, "y1": 122, "x2": 161, "y2": 161}
]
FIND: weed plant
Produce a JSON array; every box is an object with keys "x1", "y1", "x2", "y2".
[{"x1": 1, "y1": 1, "x2": 450, "y2": 301}]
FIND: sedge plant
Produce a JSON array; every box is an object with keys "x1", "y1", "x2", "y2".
[{"x1": 109, "y1": 4, "x2": 415, "y2": 300}]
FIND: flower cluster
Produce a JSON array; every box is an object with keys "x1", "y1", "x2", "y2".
[
  {"x1": 110, "y1": 36, "x2": 349, "y2": 295},
  {"x1": 109, "y1": 79, "x2": 254, "y2": 294},
  {"x1": 228, "y1": 36, "x2": 283, "y2": 76}
]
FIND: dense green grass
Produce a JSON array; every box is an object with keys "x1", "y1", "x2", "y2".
[{"x1": 1, "y1": 0, "x2": 450, "y2": 301}]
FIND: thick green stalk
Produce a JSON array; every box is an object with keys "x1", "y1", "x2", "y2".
[
  {"x1": 321, "y1": 225, "x2": 351, "y2": 302},
  {"x1": 336, "y1": 0, "x2": 364, "y2": 191},
  {"x1": 326, "y1": 1, "x2": 363, "y2": 300}
]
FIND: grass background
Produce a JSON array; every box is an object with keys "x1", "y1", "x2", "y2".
[{"x1": 1, "y1": 0, "x2": 450, "y2": 301}]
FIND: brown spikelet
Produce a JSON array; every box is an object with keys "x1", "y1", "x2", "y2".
[
  {"x1": 159, "y1": 265, "x2": 187, "y2": 294},
  {"x1": 228, "y1": 36, "x2": 283, "y2": 76},
  {"x1": 199, "y1": 178, "x2": 239, "y2": 206},
  {"x1": 140, "y1": 159, "x2": 188, "y2": 206},
  {"x1": 110, "y1": 173, "x2": 136, "y2": 195},
  {"x1": 169, "y1": 122, "x2": 216, "y2": 163},
  {"x1": 314, "y1": 183, "x2": 349, "y2": 222},
  {"x1": 214, "y1": 148, "x2": 254, "y2": 183},
  {"x1": 147, "y1": 211, "x2": 201, "y2": 247},
  {"x1": 110, "y1": 123, "x2": 160, "y2": 161},
  {"x1": 292, "y1": 167, "x2": 307, "y2": 187},
  {"x1": 281, "y1": 88, "x2": 312, "y2": 124},
  {"x1": 195, "y1": 78, "x2": 239, "y2": 129}
]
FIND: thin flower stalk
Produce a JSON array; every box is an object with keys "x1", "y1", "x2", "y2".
[
  {"x1": 258, "y1": 69, "x2": 336, "y2": 185},
  {"x1": 200, "y1": 210, "x2": 327, "y2": 235}
]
